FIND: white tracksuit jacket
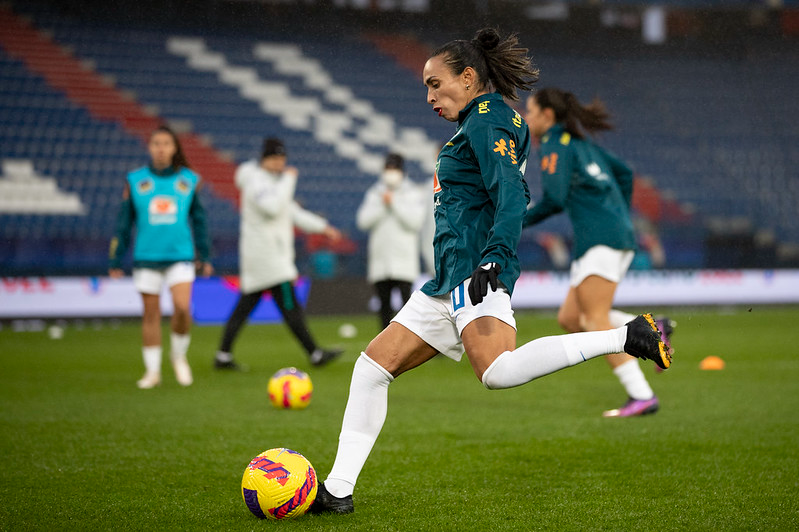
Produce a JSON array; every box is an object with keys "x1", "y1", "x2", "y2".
[
  {"x1": 236, "y1": 160, "x2": 328, "y2": 294},
  {"x1": 356, "y1": 177, "x2": 426, "y2": 284}
]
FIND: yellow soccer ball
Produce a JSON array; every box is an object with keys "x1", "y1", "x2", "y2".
[
  {"x1": 241, "y1": 448, "x2": 318, "y2": 519},
  {"x1": 268, "y1": 367, "x2": 313, "y2": 409}
]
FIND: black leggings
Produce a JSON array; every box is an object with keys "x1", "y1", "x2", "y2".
[
  {"x1": 374, "y1": 280, "x2": 412, "y2": 330},
  {"x1": 218, "y1": 281, "x2": 317, "y2": 355}
]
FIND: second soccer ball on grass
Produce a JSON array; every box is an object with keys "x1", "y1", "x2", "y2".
[{"x1": 268, "y1": 367, "x2": 313, "y2": 409}]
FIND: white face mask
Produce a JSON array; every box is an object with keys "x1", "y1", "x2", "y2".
[{"x1": 381, "y1": 169, "x2": 404, "y2": 189}]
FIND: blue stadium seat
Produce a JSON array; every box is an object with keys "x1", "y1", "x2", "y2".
[{"x1": 2, "y1": 4, "x2": 798, "y2": 274}]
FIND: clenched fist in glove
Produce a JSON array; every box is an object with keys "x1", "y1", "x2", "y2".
[{"x1": 468, "y1": 262, "x2": 501, "y2": 305}]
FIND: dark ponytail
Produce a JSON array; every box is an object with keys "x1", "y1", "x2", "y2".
[
  {"x1": 432, "y1": 28, "x2": 539, "y2": 101},
  {"x1": 152, "y1": 125, "x2": 191, "y2": 169},
  {"x1": 533, "y1": 88, "x2": 613, "y2": 139}
]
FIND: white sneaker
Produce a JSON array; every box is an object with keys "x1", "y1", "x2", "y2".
[
  {"x1": 136, "y1": 371, "x2": 161, "y2": 389},
  {"x1": 172, "y1": 358, "x2": 193, "y2": 386}
]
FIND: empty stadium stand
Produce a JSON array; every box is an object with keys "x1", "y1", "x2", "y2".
[{"x1": 1, "y1": 0, "x2": 797, "y2": 278}]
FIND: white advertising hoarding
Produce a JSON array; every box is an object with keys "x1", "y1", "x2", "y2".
[
  {"x1": 510, "y1": 269, "x2": 799, "y2": 307},
  {"x1": 1, "y1": 270, "x2": 798, "y2": 320}
]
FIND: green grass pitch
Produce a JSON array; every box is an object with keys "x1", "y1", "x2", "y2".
[{"x1": 1, "y1": 306, "x2": 798, "y2": 531}]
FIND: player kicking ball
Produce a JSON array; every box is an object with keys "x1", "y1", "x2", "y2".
[{"x1": 310, "y1": 29, "x2": 671, "y2": 515}]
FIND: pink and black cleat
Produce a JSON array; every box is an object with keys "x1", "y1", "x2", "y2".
[{"x1": 602, "y1": 396, "x2": 660, "y2": 418}]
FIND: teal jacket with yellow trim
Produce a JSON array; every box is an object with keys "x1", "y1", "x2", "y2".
[
  {"x1": 422, "y1": 93, "x2": 531, "y2": 297},
  {"x1": 523, "y1": 124, "x2": 636, "y2": 260}
]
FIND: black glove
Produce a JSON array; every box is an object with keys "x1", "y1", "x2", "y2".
[{"x1": 468, "y1": 262, "x2": 501, "y2": 305}]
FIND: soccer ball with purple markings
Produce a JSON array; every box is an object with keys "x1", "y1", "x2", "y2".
[
  {"x1": 267, "y1": 367, "x2": 313, "y2": 410},
  {"x1": 241, "y1": 448, "x2": 318, "y2": 520}
]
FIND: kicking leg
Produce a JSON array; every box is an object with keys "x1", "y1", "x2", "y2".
[{"x1": 479, "y1": 315, "x2": 666, "y2": 390}]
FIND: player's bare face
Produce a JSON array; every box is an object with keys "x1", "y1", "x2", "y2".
[
  {"x1": 148, "y1": 132, "x2": 177, "y2": 170},
  {"x1": 424, "y1": 55, "x2": 470, "y2": 122},
  {"x1": 525, "y1": 97, "x2": 551, "y2": 139}
]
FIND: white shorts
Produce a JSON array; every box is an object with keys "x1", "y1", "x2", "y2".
[
  {"x1": 391, "y1": 278, "x2": 516, "y2": 362},
  {"x1": 133, "y1": 262, "x2": 196, "y2": 295},
  {"x1": 570, "y1": 245, "x2": 634, "y2": 287}
]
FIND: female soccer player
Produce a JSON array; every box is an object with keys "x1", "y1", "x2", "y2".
[
  {"x1": 523, "y1": 88, "x2": 673, "y2": 417},
  {"x1": 310, "y1": 29, "x2": 670, "y2": 514},
  {"x1": 109, "y1": 126, "x2": 213, "y2": 389}
]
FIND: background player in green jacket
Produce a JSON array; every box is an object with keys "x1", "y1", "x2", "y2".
[
  {"x1": 109, "y1": 126, "x2": 213, "y2": 389},
  {"x1": 310, "y1": 29, "x2": 669, "y2": 515},
  {"x1": 524, "y1": 88, "x2": 674, "y2": 417}
]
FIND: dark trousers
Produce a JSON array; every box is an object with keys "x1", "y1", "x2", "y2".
[
  {"x1": 374, "y1": 279, "x2": 412, "y2": 330},
  {"x1": 218, "y1": 281, "x2": 317, "y2": 356}
]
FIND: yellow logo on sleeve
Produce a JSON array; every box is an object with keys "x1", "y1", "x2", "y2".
[
  {"x1": 478, "y1": 101, "x2": 490, "y2": 114},
  {"x1": 493, "y1": 139, "x2": 518, "y2": 165}
]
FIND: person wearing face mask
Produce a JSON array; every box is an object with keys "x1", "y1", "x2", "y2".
[{"x1": 356, "y1": 153, "x2": 426, "y2": 330}]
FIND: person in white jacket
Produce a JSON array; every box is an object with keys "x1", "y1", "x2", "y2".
[
  {"x1": 356, "y1": 153, "x2": 426, "y2": 329},
  {"x1": 215, "y1": 138, "x2": 343, "y2": 370}
]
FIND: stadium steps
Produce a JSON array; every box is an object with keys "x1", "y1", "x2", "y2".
[
  {"x1": 363, "y1": 32, "x2": 430, "y2": 76},
  {"x1": 0, "y1": 159, "x2": 86, "y2": 215},
  {"x1": 0, "y1": 5, "x2": 239, "y2": 205}
]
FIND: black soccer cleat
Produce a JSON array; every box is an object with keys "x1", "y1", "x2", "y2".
[
  {"x1": 309, "y1": 348, "x2": 344, "y2": 367},
  {"x1": 624, "y1": 314, "x2": 671, "y2": 370},
  {"x1": 309, "y1": 483, "x2": 354, "y2": 514},
  {"x1": 213, "y1": 358, "x2": 247, "y2": 372}
]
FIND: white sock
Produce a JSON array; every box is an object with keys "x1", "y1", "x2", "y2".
[
  {"x1": 609, "y1": 309, "x2": 636, "y2": 328},
  {"x1": 216, "y1": 350, "x2": 233, "y2": 363},
  {"x1": 325, "y1": 352, "x2": 393, "y2": 498},
  {"x1": 613, "y1": 359, "x2": 654, "y2": 400},
  {"x1": 482, "y1": 328, "x2": 627, "y2": 390},
  {"x1": 142, "y1": 346, "x2": 162, "y2": 373},
  {"x1": 170, "y1": 332, "x2": 190, "y2": 361}
]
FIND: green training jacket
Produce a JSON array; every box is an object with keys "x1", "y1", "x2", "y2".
[
  {"x1": 523, "y1": 123, "x2": 636, "y2": 260},
  {"x1": 422, "y1": 93, "x2": 531, "y2": 297}
]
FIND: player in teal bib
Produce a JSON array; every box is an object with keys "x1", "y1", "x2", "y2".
[
  {"x1": 109, "y1": 126, "x2": 212, "y2": 390},
  {"x1": 125, "y1": 166, "x2": 199, "y2": 263},
  {"x1": 110, "y1": 166, "x2": 210, "y2": 269}
]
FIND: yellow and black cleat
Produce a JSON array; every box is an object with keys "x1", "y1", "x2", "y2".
[{"x1": 624, "y1": 313, "x2": 672, "y2": 370}]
